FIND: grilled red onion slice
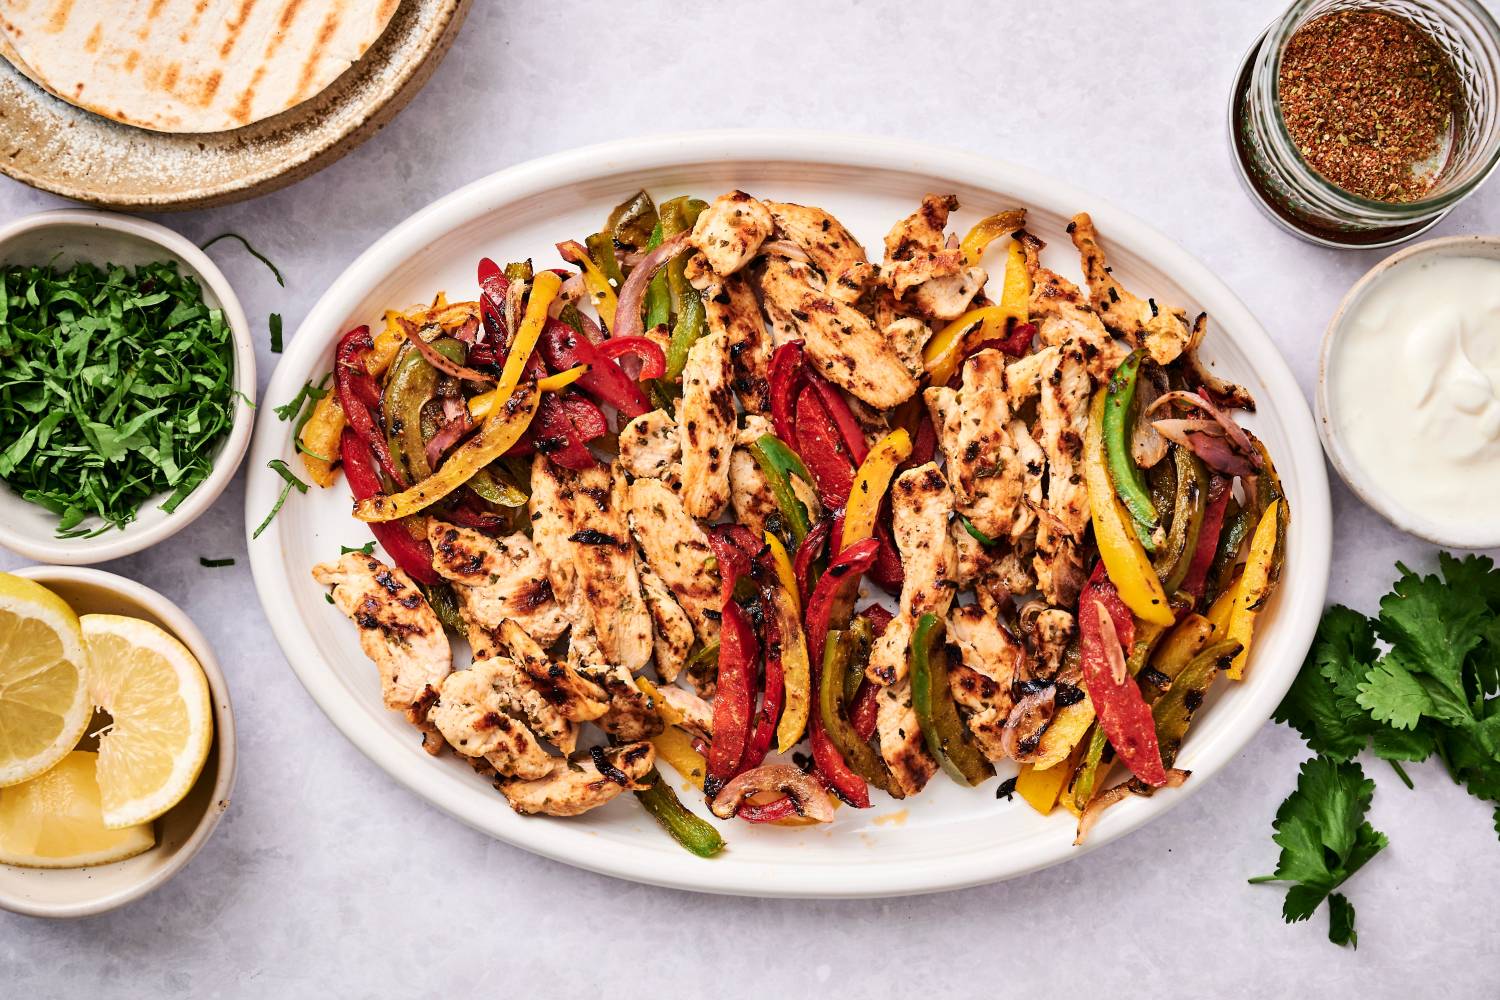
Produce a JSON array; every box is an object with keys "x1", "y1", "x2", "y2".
[
  {"x1": 613, "y1": 231, "x2": 689, "y2": 341},
  {"x1": 709, "y1": 764, "x2": 836, "y2": 822},
  {"x1": 1095, "y1": 600, "x2": 1128, "y2": 685},
  {"x1": 425, "y1": 404, "x2": 473, "y2": 469},
  {"x1": 400, "y1": 320, "x2": 496, "y2": 385},
  {"x1": 1001, "y1": 685, "x2": 1057, "y2": 762},
  {"x1": 760, "y1": 239, "x2": 812, "y2": 263},
  {"x1": 1074, "y1": 769, "x2": 1190, "y2": 845}
]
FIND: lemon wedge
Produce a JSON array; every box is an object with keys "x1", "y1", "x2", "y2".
[
  {"x1": 0, "y1": 573, "x2": 91, "y2": 788},
  {"x1": 82, "y1": 614, "x2": 212, "y2": 829},
  {"x1": 0, "y1": 750, "x2": 155, "y2": 867}
]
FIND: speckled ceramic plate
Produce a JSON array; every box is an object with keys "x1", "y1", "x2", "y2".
[
  {"x1": 246, "y1": 132, "x2": 1332, "y2": 898},
  {"x1": 0, "y1": 0, "x2": 469, "y2": 211}
]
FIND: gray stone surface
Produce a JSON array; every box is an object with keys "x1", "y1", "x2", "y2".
[{"x1": 2, "y1": 1, "x2": 1498, "y2": 995}]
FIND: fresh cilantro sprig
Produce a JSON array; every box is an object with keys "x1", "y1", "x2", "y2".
[
  {"x1": 0, "y1": 260, "x2": 236, "y2": 536},
  {"x1": 1263, "y1": 553, "x2": 1500, "y2": 947},
  {"x1": 1249, "y1": 757, "x2": 1387, "y2": 948}
]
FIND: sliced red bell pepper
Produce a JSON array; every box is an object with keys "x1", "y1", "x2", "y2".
[
  {"x1": 847, "y1": 604, "x2": 891, "y2": 742},
  {"x1": 539, "y1": 318, "x2": 651, "y2": 419},
  {"x1": 705, "y1": 600, "x2": 759, "y2": 793},
  {"x1": 595, "y1": 336, "x2": 666, "y2": 380},
  {"x1": 335, "y1": 326, "x2": 406, "y2": 488},
  {"x1": 868, "y1": 510, "x2": 905, "y2": 594},
  {"x1": 339, "y1": 429, "x2": 441, "y2": 585},
  {"x1": 556, "y1": 395, "x2": 608, "y2": 441},
  {"x1": 521, "y1": 393, "x2": 599, "y2": 470},
  {"x1": 857, "y1": 602, "x2": 895, "y2": 636},
  {"x1": 741, "y1": 609, "x2": 784, "y2": 772},
  {"x1": 1181, "y1": 476, "x2": 1231, "y2": 599},
  {"x1": 737, "y1": 795, "x2": 802, "y2": 823},
  {"x1": 1077, "y1": 563, "x2": 1168, "y2": 787},
  {"x1": 769, "y1": 341, "x2": 805, "y2": 446},
  {"x1": 477, "y1": 258, "x2": 510, "y2": 345},
  {"x1": 804, "y1": 537, "x2": 880, "y2": 681},
  {"x1": 795, "y1": 386, "x2": 856, "y2": 509},
  {"x1": 807, "y1": 373, "x2": 869, "y2": 467},
  {"x1": 811, "y1": 698, "x2": 870, "y2": 808},
  {"x1": 793, "y1": 516, "x2": 832, "y2": 610},
  {"x1": 706, "y1": 524, "x2": 760, "y2": 603}
]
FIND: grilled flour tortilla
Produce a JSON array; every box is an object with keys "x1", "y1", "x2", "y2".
[{"x1": 0, "y1": 0, "x2": 401, "y2": 133}]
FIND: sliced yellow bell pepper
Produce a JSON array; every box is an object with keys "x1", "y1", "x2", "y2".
[
  {"x1": 355, "y1": 383, "x2": 540, "y2": 522},
  {"x1": 842, "y1": 428, "x2": 912, "y2": 549},
  {"x1": 764, "y1": 531, "x2": 800, "y2": 615},
  {"x1": 298, "y1": 395, "x2": 345, "y2": 488},
  {"x1": 924, "y1": 239, "x2": 1030, "y2": 386},
  {"x1": 1150, "y1": 613, "x2": 1217, "y2": 682},
  {"x1": 634, "y1": 676, "x2": 709, "y2": 789},
  {"x1": 1029, "y1": 695, "x2": 1096, "y2": 771},
  {"x1": 1084, "y1": 389, "x2": 1174, "y2": 626},
  {"x1": 959, "y1": 209, "x2": 1027, "y2": 267},
  {"x1": 567, "y1": 249, "x2": 620, "y2": 331},
  {"x1": 1226, "y1": 500, "x2": 1280, "y2": 680},
  {"x1": 1208, "y1": 573, "x2": 1241, "y2": 637},
  {"x1": 466, "y1": 363, "x2": 589, "y2": 421},
  {"x1": 497, "y1": 270, "x2": 562, "y2": 401},
  {"x1": 1016, "y1": 760, "x2": 1072, "y2": 815},
  {"x1": 768, "y1": 582, "x2": 812, "y2": 754}
]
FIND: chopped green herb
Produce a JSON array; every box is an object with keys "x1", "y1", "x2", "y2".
[
  {"x1": 269, "y1": 313, "x2": 283, "y2": 353},
  {"x1": 199, "y1": 557, "x2": 235, "y2": 567},
  {"x1": 252, "y1": 459, "x2": 308, "y2": 540},
  {"x1": 341, "y1": 542, "x2": 375, "y2": 555},
  {"x1": 324, "y1": 592, "x2": 335, "y2": 605},
  {"x1": 0, "y1": 260, "x2": 236, "y2": 536},
  {"x1": 274, "y1": 376, "x2": 332, "y2": 463},
  {"x1": 200, "y1": 233, "x2": 284, "y2": 287}
]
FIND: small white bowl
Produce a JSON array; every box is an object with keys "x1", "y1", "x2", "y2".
[
  {"x1": 0, "y1": 566, "x2": 236, "y2": 918},
  {"x1": 0, "y1": 211, "x2": 255, "y2": 564},
  {"x1": 1317, "y1": 234, "x2": 1500, "y2": 549}
]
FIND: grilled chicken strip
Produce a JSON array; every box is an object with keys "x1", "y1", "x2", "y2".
[
  {"x1": 689, "y1": 190, "x2": 774, "y2": 276},
  {"x1": 655, "y1": 684, "x2": 715, "y2": 741},
  {"x1": 880, "y1": 194, "x2": 987, "y2": 321},
  {"x1": 429, "y1": 659, "x2": 556, "y2": 780},
  {"x1": 625, "y1": 477, "x2": 720, "y2": 644},
  {"x1": 499, "y1": 742, "x2": 656, "y2": 817},
  {"x1": 528, "y1": 457, "x2": 653, "y2": 672},
  {"x1": 947, "y1": 604, "x2": 1021, "y2": 762},
  {"x1": 679, "y1": 330, "x2": 736, "y2": 519},
  {"x1": 427, "y1": 522, "x2": 567, "y2": 646},
  {"x1": 312, "y1": 553, "x2": 451, "y2": 723},
  {"x1": 587, "y1": 661, "x2": 664, "y2": 741},
  {"x1": 638, "y1": 561, "x2": 695, "y2": 683},
  {"x1": 755, "y1": 257, "x2": 920, "y2": 409},
  {"x1": 618, "y1": 408, "x2": 682, "y2": 491},
  {"x1": 1020, "y1": 605, "x2": 1076, "y2": 681},
  {"x1": 764, "y1": 201, "x2": 869, "y2": 281},
  {"x1": 495, "y1": 619, "x2": 609, "y2": 725},
  {"x1": 877, "y1": 680, "x2": 937, "y2": 797},
  {"x1": 1033, "y1": 340, "x2": 1094, "y2": 607},
  {"x1": 1069, "y1": 212, "x2": 1190, "y2": 365},
  {"x1": 1018, "y1": 230, "x2": 1127, "y2": 380},
  {"x1": 866, "y1": 464, "x2": 958, "y2": 687},
  {"x1": 703, "y1": 269, "x2": 772, "y2": 414},
  {"x1": 925, "y1": 349, "x2": 1025, "y2": 540}
]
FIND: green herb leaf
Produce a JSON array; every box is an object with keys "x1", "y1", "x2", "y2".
[
  {"x1": 200, "y1": 233, "x2": 285, "y2": 287},
  {"x1": 269, "y1": 312, "x2": 283, "y2": 354},
  {"x1": 252, "y1": 459, "x2": 308, "y2": 540},
  {"x1": 199, "y1": 557, "x2": 235, "y2": 568},
  {"x1": 1250, "y1": 756, "x2": 1386, "y2": 940},
  {"x1": 1327, "y1": 893, "x2": 1357, "y2": 948},
  {"x1": 340, "y1": 542, "x2": 375, "y2": 555}
]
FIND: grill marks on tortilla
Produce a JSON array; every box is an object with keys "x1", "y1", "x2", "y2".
[{"x1": 0, "y1": 0, "x2": 399, "y2": 133}]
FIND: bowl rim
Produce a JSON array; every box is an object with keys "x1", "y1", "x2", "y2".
[
  {"x1": 0, "y1": 565, "x2": 237, "y2": 919},
  {"x1": 0, "y1": 209, "x2": 257, "y2": 564},
  {"x1": 1315, "y1": 233, "x2": 1500, "y2": 549}
]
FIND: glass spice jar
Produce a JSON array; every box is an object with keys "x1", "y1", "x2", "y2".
[{"x1": 1230, "y1": 0, "x2": 1500, "y2": 248}]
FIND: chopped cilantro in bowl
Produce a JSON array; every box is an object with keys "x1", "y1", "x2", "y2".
[{"x1": 0, "y1": 210, "x2": 257, "y2": 562}]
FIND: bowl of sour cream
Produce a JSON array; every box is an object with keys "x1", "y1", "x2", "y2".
[{"x1": 1318, "y1": 235, "x2": 1500, "y2": 549}]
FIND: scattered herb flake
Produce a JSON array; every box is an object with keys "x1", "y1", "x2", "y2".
[
  {"x1": 252, "y1": 459, "x2": 308, "y2": 540},
  {"x1": 340, "y1": 542, "x2": 376, "y2": 555},
  {"x1": 200, "y1": 233, "x2": 285, "y2": 287},
  {"x1": 199, "y1": 557, "x2": 235, "y2": 568},
  {"x1": 269, "y1": 312, "x2": 283, "y2": 353}
]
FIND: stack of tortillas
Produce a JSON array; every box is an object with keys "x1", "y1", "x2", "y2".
[{"x1": 0, "y1": 0, "x2": 402, "y2": 133}]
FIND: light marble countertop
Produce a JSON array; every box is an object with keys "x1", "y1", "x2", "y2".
[{"x1": 3, "y1": 1, "x2": 1498, "y2": 995}]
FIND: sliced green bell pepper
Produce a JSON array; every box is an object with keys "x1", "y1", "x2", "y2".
[
  {"x1": 634, "y1": 769, "x2": 725, "y2": 858},
  {"x1": 910, "y1": 613, "x2": 994, "y2": 787},
  {"x1": 1104, "y1": 349, "x2": 1159, "y2": 551}
]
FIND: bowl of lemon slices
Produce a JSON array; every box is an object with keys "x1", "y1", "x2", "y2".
[{"x1": 0, "y1": 566, "x2": 234, "y2": 917}]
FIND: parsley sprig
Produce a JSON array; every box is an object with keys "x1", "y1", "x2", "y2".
[
  {"x1": 1261, "y1": 553, "x2": 1500, "y2": 947},
  {"x1": 0, "y1": 260, "x2": 236, "y2": 536}
]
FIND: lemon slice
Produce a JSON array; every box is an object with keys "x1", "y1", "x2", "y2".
[
  {"x1": 0, "y1": 750, "x2": 154, "y2": 867},
  {"x1": 82, "y1": 615, "x2": 212, "y2": 829},
  {"x1": 0, "y1": 573, "x2": 90, "y2": 788}
]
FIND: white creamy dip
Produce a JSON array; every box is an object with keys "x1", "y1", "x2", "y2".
[{"x1": 1329, "y1": 254, "x2": 1500, "y2": 537}]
